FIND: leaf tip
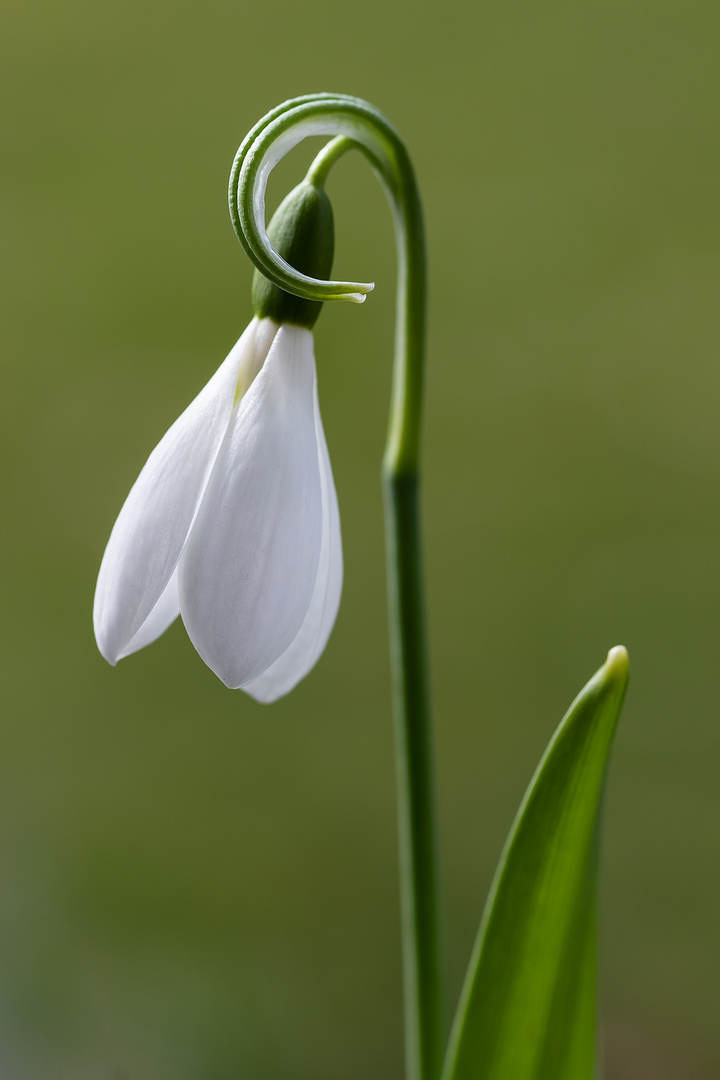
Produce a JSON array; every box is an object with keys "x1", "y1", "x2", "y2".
[{"x1": 602, "y1": 644, "x2": 629, "y2": 689}]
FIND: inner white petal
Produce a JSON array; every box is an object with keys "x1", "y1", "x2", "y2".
[{"x1": 179, "y1": 325, "x2": 324, "y2": 688}]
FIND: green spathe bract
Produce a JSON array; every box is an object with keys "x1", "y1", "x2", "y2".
[
  {"x1": 252, "y1": 180, "x2": 334, "y2": 329},
  {"x1": 442, "y1": 646, "x2": 629, "y2": 1080}
]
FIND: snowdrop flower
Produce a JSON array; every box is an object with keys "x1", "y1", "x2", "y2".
[{"x1": 94, "y1": 180, "x2": 342, "y2": 702}]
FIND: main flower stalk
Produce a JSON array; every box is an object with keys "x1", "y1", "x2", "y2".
[{"x1": 230, "y1": 96, "x2": 444, "y2": 1080}]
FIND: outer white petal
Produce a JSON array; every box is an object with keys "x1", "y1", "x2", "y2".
[
  {"x1": 179, "y1": 326, "x2": 324, "y2": 689},
  {"x1": 94, "y1": 318, "x2": 278, "y2": 664},
  {"x1": 241, "y1": 379, "x2": 342, "y2": 702}
]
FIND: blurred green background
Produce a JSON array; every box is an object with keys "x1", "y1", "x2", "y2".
[{"x1": 2, "y1": 0, "x2": 720, "y2": 1076}]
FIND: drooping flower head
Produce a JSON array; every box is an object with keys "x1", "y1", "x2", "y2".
[{"x1": 94, "y1": 178, "x2": 342, "y2": 702}]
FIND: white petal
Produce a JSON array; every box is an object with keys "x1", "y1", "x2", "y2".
[
  {"x1": 179, "y1": 326, "x2": 324, "y2": 688},
  {"x1": 242, "y1": 378, "x2": 342, "y2": 702},
  {"x1": 117, "y1": 567, "x2": 181, "y2": 659},
  {"x1": 94, "y1": 318, "x2": 279, "y2": 664}
]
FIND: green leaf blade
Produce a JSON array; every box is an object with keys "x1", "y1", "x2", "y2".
[{"x1": 442, "y1": 646, "x2": 629, "y2": 1080}]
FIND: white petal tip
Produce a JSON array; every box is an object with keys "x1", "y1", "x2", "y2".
[
  {"x1": 240, "y1": 675, "x2": 299, "y2": 704},
  {"x1": 217, "y1": 671, "x2": 276, "y2": 699},
  {"x1": 96, "y1": 640, "x2": 119, "y2": 667}
]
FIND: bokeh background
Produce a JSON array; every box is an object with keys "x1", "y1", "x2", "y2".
[{"x1": 2, "y1": 1, "x2": 720, "y2": 1077}]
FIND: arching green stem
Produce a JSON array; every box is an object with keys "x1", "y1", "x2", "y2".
[{"x1": 230, "y1": 95, "x2": 443, "y2": 1080}]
